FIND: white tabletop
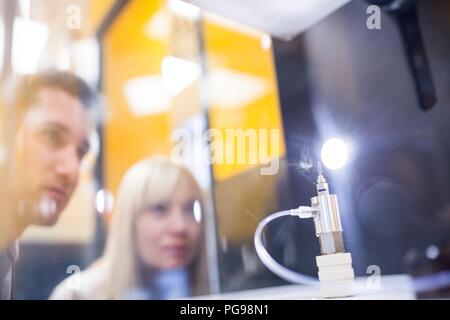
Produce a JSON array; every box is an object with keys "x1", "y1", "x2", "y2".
[{"x1": 195, "y1": 274, "x2": 415, "y2": 300}]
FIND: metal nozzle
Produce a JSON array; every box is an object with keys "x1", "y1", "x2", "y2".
[
  {"x1": 297, "y1": 162, "x2": 346, "y2": 255},
  {"x1": 319, "y1": 232, "x2": 345, "y2": 255},
  {"x1": 317, "y1": 162, "x2": 323, "y2": 177},
  {"x1": 314, "y1": 162, "x2": 345, "y2": 254}
]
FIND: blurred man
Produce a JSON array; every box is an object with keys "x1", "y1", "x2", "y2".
[{"x1": 0, "y1": 70, "x2": 98, "y2": 299}]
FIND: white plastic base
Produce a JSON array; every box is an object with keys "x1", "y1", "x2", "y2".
[{"x1": 316, "y1": 252, "x2": 355, "y2": 298}]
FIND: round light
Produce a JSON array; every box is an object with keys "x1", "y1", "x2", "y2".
[
  {"x1": 321, "y1": 138, "x2": 349, "y2": 170},
  {"x1": 96, "y1": 189, "x2": 114, "y2": 214},
  {"x1": 193, "y1": 200, "x2": 202, "y2": 223},
  {"x1": 426, "y1": 245, "x2": 439, "y2": 260}
]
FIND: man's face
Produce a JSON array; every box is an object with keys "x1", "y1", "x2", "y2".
[{"x1": 15, "y1": 87, "x2": 92, "y2": 226}]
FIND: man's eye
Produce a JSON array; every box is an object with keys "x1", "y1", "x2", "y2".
[
  {"x1": 77, "y1": 144, "x2": 89, "y2": 160},
  {"x1": 43, "y1": 130, "x2": 63, "y2": 147}
]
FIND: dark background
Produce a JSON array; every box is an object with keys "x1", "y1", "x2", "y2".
[{"x1": 274, "y1": 0, "x2": 450, "y2": 278}]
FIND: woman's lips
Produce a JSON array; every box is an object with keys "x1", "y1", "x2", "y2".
[{"x1": 162, "y1": 245, "x2": 189, "y2": 259}]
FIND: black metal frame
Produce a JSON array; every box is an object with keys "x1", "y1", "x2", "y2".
[
  {"x1": 90, "y1": 0, "x2": 131, "y2": 258},
  {"x1": 366, "y1": 0, "x2": 437, "y2": 110}
]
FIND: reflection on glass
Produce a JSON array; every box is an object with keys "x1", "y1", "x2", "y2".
[{"x1": 50, "y1": 157, "x2": 208, "y2": 300}]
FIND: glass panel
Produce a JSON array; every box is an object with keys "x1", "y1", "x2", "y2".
[{"x1": 0, "y1": 0, "x2": 449, "y2": 300}]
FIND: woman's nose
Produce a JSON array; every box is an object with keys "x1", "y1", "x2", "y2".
[{"x1": 168, "y1": 211, "x2": 189, "y2": 234}]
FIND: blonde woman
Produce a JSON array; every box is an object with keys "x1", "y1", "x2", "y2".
[{"x1": 50, "y1": 156, "x2": 208, "y2": 299}]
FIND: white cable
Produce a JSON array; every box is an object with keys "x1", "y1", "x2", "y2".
[{"x1": 254, "y1": 209, "x2": 319, "y2": 285}]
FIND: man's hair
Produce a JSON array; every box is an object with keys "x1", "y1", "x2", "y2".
[{"x1": 12, "y1": 70, "x2": 98, "y2": 117}]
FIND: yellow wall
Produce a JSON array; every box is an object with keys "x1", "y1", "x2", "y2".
[
  {"x1": 104, "y1": 0, "x2": 171, "y2": 195},
  {"x1": 84, "y1": 0, "x2": 117, "y2": 36},
  {"x1": 203, "y1": 14, "x2": 286, "y2": 181},
  {"x1": 103, "y1": 1, "x2": 285, "y2": 191},
  {"x1": 102, "y1": 1, "x2": 286, "y2": 243},
  {"x1": 202, "y1": 15, "x2": 286, "y2": 243}
]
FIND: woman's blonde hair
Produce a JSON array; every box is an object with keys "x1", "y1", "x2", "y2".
[{"x1": 97, "y1": 156, "x2": 207, "y2": 299}]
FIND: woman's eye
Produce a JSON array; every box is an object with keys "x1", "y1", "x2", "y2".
[
  {"x1": 183, "y1": 202, "x2": 195, "y2": 216},
  {"x1": 150, "y1": 203, "x2": 168, "y2": 215}
]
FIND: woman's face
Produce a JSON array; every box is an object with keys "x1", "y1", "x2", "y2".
[{"x1": 134, "y1": 177, "x2": 202, "y2": 270}]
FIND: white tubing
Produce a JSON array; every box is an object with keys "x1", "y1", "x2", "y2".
[{"x1": 254, "y1": 209, "x2": 319, "y2": 285}]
